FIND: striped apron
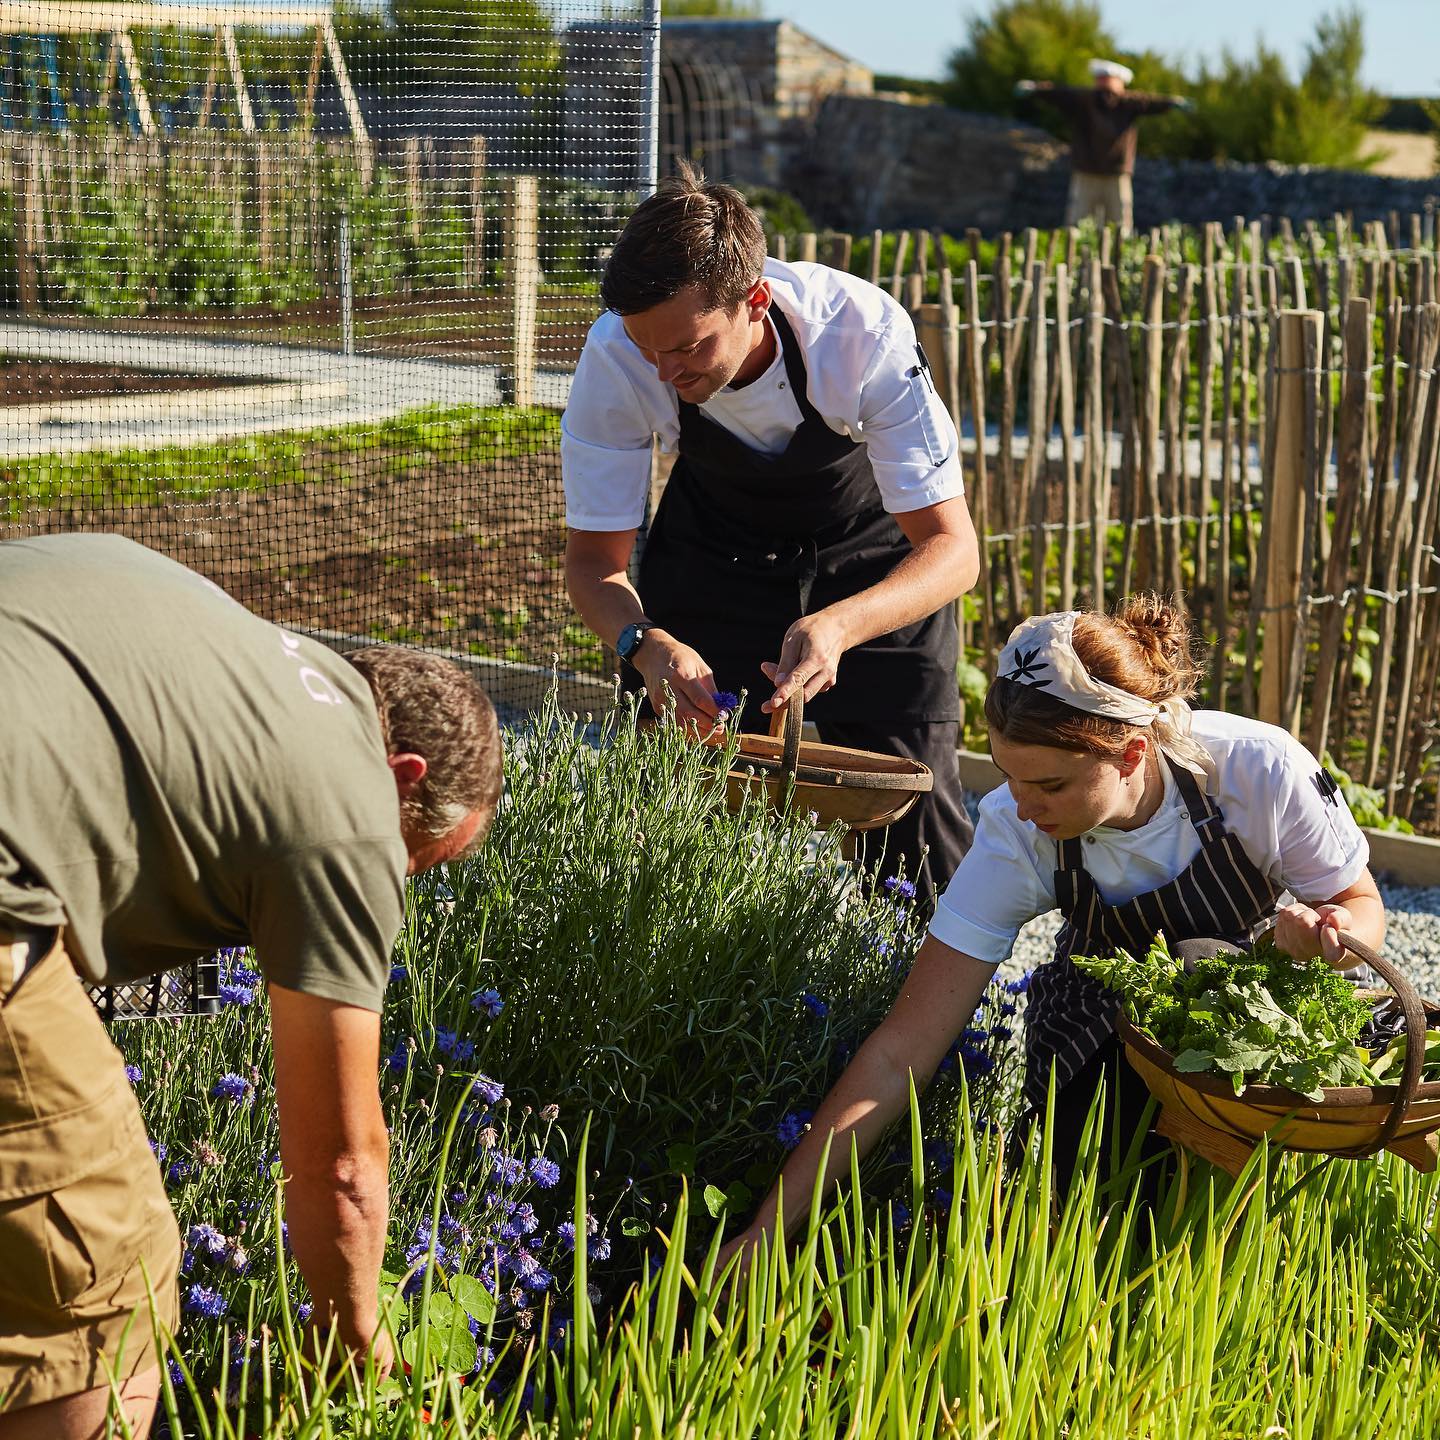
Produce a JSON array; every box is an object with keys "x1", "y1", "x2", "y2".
[{"x1": 1023, "y1": 761, "x2": 1283, "y2": 1113}]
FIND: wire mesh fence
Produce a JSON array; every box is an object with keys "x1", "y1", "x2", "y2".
[
  {"x1": 3, "y1": 0, "x2": 657, "y2": 738},
  {"x1": 3, "y1": 0, "x2": 657, "y2": 1016}
]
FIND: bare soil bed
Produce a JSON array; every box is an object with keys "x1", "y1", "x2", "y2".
[
  {"x1": 6, "y1": 446, "x2": 595, "y2": 695},
  {"x1": 1, "y1": 356, "x2": 242, "y2": 405}
]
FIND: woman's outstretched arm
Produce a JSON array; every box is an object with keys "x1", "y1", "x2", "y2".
[{"x1": 723, "y1": 935, "x2": 997, "y2": 1260}]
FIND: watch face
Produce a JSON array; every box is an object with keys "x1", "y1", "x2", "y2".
[{"x1": 619, "y1": 624, "x2": 642, "y2": 659}]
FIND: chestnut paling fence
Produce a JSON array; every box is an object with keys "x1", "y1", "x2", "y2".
[{"x1": 2, "y1": 97, "x2": 1438, "y2": 829}]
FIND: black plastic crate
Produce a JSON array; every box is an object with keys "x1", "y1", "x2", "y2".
[{"x1": 88, "y1": 954, "x2": 222, "y2": 1022}]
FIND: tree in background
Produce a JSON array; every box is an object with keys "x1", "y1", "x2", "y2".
[
  {"x1": 943, "y1": 0, "x2": 1383, "y2": 170},
  {"x1": 662, "y1": 0, "x2": 764, "y2": 14},
  {"x1": 943, "y1": 0, "x2": 1115, "y2": 117}
]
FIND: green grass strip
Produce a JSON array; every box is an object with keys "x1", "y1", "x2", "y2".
[{"x1": 2, "y1": 404, "x2": 562, "y2": 518}]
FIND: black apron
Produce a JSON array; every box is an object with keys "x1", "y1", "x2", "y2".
[
  {"x1": 1023, "y1": 760, "x2": 1283, "y2": 1113},
  {"x1": 629, "y1": 306, "x2": 958, "y2": 728}
]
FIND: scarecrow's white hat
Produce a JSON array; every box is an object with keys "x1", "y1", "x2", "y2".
[{"x1": 1089, "y1": 58, "x2": 1134, "y2": 84}]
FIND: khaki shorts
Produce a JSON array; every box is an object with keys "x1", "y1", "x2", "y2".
[
  {"x1": 0, "y1": 929, "x2": 180, "y2": 1413},
  {"x1": 1066, "y1": 170, "x2": 1134, "y2": 235}
]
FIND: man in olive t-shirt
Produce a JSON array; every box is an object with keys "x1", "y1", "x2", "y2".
[{"x1": 0, "y1": 535, "x2": 503, "y2": 1438}]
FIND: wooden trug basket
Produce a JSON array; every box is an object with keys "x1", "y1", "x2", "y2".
[
  {"x1": 1117, "y1": 933, "x2": 1440, "y2": 1175},
  {"x1": 706, "y1": 692, "x2": 933, "y2": 831}
]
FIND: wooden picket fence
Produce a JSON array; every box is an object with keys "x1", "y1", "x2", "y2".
[{"x1": 778, "y1": 218, "x2": 1440, "y2": 824}]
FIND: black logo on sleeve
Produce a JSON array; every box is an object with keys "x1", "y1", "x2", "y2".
[{"x1": 1312, "y1": 770, "x2": 1340, "y2": 807}]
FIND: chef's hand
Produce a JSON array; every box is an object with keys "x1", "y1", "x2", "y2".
[
  {"x1": 760, "y1": 611, "x2": 851, "y2": 714},
  {"x1": 633, "y1": 628, "x2": 722, "y2": 730},
  {"x1": 1273, "y1": 902, "x2": 1354, "y2": 968}
]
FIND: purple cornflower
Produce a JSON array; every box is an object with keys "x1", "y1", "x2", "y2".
[
  {"x1": 183, "y1": 1284, "x2": 228, "y2": 1320},
  {"x1": 219, "y1": 982, "x2": 255, "y2": 1007},
  {"x1": 556, "y1": 1221, "x2": 577, "y2": 1252},
  {"x1": 502, "y1": 1203, "x2": 539, "y2": 1239},
  {"x1": 150, "y1": 1140, "x2": 168, "y2": 1165},
  {"x1": 125, "y1": 1063, "x2": 142, "y2": 1085},
  {"x1": 884, "y1": 876, "x2": 918, "y2": 903},
  {"x1": 389, "y1": 964, "x2": 408, "y2": 983},
  {"x1": 166, "y1": 1160, "x2": 192, "y2": 1184},
  {"x1": 386, "y1": 1039, "x2": 412, "y2": 1073},
  {"x1": 167, "y1": 1358, "x2": 186, "y2": 1387},
  {"x1": 801, "y1": 993, "x2": 828, "y2": 1019},
  {"x1": 776, "y1": 1109, "x2": 813, "y2": 1150},
  {"x1": 528, "y1": 1156, "x2": 561, "y2": 1189},
  {"x1": 472, "y1": 1075, "x2": 505, "y2": 1104},
  {"x1": 296, "y1": 1302, "x2": 313, "y2": 1324},
  {"x1": 471, "y1": 988, "x2": 504, "y2": 1018},
  {"x1": 186, "y1": 1222, "x2": 229, "y2": 1261},
  {"x1": 711, "y1": 690, "x2": 740, "y2": 714},
  {"x1": 588, "y1": 1235, "x2": 611, "y2": 1262},
  {"x1": 492, "y1": 1153, "x2": 526, "y2": 1187},
  {"x1": 434, "y1": 1029, "x2": 476, "y2": 1062},
  {"x1": 211, "y1": 1073, "x2": 252, "y2": 1104}
]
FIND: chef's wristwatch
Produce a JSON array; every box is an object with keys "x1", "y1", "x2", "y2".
[{"x1": 616, "y1": 621, "x2": 657, "y2": 662}]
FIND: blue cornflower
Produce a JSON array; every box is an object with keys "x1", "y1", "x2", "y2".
[
  {"x1": 125, "y1": 1063, "x2": 142, "y2": 1085},
  {"x1": 521, "y1": 1264, "x2": 553, "y2": 1293},
  {"x1": 183, "y1": 1284, "x2": 228, "y2": 1320},
  {"x1": 389, "y1": 964, "x2": 408, "y2": 983},
  {"x1": 150, "y1": 1140, "x2": 168, "y2": 1165},
  {"x1": 471, "y1": 988, "x2": 504, "y2": 1018},
  {"x1": 186, "y1": 1222, "x2": 228, "y2": 1261},
  {"x1": 492, "y1": 1153, "x2": 526, "y2": 1187},
  {"x1": 296, "y1": 1302, "x2": 313, "y2": 1324},
  {"x1": 502, "y1": 1203, "x2": 539, "y2": 1239},
  {"x1": 528, "y1": 1156, "x2": 561, "y2": 1189},
  {"x1": 801, "y1": 993, "x2": 829, "y2": 1019},
  {"x1": 961, "y1": 1026, "x2": 990, "y2": 1045},
  {"x1": 884, "y1": 876, "x2": 918, "y2": 902},
  {"x1": 385, "y1": 1039, "x2": 412, "y2": 1073},
  {"x1": 892, "y1": 1201, "x2": 912, "y2": 1232},
  {"x1": 999, "y1": 1001, "x2": 1018, "y2": 1017},
  {"x1": 776, "y1": 1109, "x2": 813, "y2": 1150},
  {"x1": 472, "y1": 1075, "x2": 505, "y2": 1104},
  {"x1": 219, "y1": 982, "x2": 255, "y2": 1007},
  {"x1": 211, "y1": 1073, "x2": 252, "y2": 1104},
  {"x1": 588, "y1": 1235, "x2": 611, "y2": 1262},
  {"x1": 556, "y1": 1221, "x2": 577, "y2": 1252},
  {"x1": 1005, "y1": 971, "x2": 1034, "y2": 995},
  {"x1": 434, "y1": 1028, "x2": 476, "y2": 1062},
  {"x1": 229, "y1": 963, "x2": 261, "y2": 989},
  {"x1": 167, "y1": 1357, "x2": 186, "y2": 1387},
  {"x1": 960, "y1": 1046, "x2": 996, "y2": 1078},
  {"x1": 711, "y1": 690, "x2": 740, "y2": 714},
  {"x1": 930, "y1": 1186, "x2": 952, "y2": 1213}
]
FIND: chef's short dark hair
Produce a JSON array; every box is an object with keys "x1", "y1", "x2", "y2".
[{"x1": 601, "y1": 161, "x2": 766, "y2": 316}]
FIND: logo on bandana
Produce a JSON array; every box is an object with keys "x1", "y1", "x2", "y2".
[{"x1": 1001, "y1": 645, "x2": 1050, "y2": 688}]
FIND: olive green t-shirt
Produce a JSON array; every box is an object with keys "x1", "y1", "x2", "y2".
[{"x1": 0, "y1": 535, "x2": 407, "y2": 1012}]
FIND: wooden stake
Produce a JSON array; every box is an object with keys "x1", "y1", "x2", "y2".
[{"x1": 503, "y1": 174, "x2": 540, "y2": 409}]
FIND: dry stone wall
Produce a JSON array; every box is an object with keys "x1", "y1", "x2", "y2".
[{"x1": 793, "y1": 94, "x2": 1440, "y2": 235}]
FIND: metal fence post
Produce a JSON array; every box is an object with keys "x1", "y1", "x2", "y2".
[
  {"x1": 640, "y1": 0, "x2": 661, "y2": 196},
  {"x1": 340, "y1": 204, "x2": 355, "y2": 358}
]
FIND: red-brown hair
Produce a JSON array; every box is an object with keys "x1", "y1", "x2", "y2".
[{"x1": 984, "y1": 595, "x2": 1203, "y2": 760}]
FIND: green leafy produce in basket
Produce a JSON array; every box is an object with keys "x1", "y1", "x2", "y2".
[{"x1": 1073, "y1": 935, "x2": 1380, "y2": 1101}]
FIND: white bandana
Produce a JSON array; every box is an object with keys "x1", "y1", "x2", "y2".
[
  {"x1": 996, "y1": 612, "x2": 1217, "y2": 787},
  {"x1": 1089, "y1": 58, "x2": 1134, "y2": 84}
]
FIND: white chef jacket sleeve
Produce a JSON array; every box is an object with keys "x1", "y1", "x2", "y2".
[
  {"x1": 928, "y1": 792, "x2": 1052, "y2": 963},
  {"x1": 854, "y1": 308, "x2": 966, "y2": 515},
  {"x1": 562, "y1": 321, "x2": 672, "y2": 532},
  {"x1": 1266, "y1": 735, "x2": 1370, "y2": 902}
]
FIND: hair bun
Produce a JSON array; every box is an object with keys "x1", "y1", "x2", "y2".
[{"x1": 1112, "y1": 593, "x2": 1200, "y2": 699}]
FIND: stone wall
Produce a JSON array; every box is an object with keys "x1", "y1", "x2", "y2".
[{"x1": 792, "y1": 94, "x2": 1440, "y2": 235}]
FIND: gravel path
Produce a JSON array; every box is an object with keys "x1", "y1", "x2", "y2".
[{"x1": 1005, "y1": 881, "x2": 1440, "y2": 989}]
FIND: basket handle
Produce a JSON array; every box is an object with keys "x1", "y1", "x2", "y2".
[
  {"x1": 767, "y1": 690, "x2": 805, "y2": 783},
  {"x1": 1335, "y1": 931, "x2": 1426, "y2": 1152}
]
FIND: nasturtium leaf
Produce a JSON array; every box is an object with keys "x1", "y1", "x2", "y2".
[
  {"x1": 451, "y1": 1273, "x2": 496, "y2": 1327},
  {"x1": 400, "y1": 1292, "x2": 476, "y2": 1376},
  {"x1": 702, "y1": 1183, "x2": 729, "y2": 1218},
  {"x1": 621, "y1": 1217, "x2": 650, "y2": 1237},
  {"x1": 667, "y1": 1143, "x2": 697, "y2": 1176}
]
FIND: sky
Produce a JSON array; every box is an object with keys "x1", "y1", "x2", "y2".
[{"x1": 771, "y1": 0, "x2": 1440, "y2": 95}]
